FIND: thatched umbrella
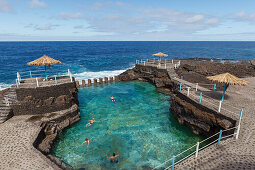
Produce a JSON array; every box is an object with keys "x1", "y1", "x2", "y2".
[
  {"x1": 207, "y1": 73, "x2": 248, "y2": 101},
  {"x1": 27, "y1": 55, "x2": 61, "y2": 78},
  {"x1": 152, "y1": 52, "x2": 168, "y2": 61}
]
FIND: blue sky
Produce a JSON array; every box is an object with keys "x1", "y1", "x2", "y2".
[{"x1": 1, "y1": 0, "x2": 255, "y2": 41}]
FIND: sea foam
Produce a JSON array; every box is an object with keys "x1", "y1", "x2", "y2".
[
  {"x1": 73, "y1": 67, "x2": 133, "y2": 82},
  {"x1": 0, "y1": 83, "x2": 12, "y2": 91}
]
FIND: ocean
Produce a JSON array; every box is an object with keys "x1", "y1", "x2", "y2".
[{"x1": 0, "y1": 41, "x2": 255, "y2": 90}]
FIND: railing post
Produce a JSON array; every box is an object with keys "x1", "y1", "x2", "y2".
[
  {"x1": 17, "y1": 72, "x2": 21, "y2": 83},
  {"x1": 54, "y1": 75, "x2": 58, "y2": 84},
  {"x1": 165, "y1": 63, "x2": 166, "y2": 69},
  {"x1": 30, "y1": 71, "x2": 32, "y2": 78},
  {"x1": 165, "y1": 59, "x2": 166, "y2": 64},
  {"x1": 199, "y1": 92, "x2": 202, "y2": 104},
  {"x1": 144, "y1": 61, "x2": 146, "y2": 66},
  {"x1": 195, "y1": 83, "x2": 198, "y2": 91},
  {"x1": 16, "y1": 79, "x2": 19, "y2": 88},
  {"x1": 218, "y1": 130, "x2": 223, "y2": 144},
  {"x1": 70, "y1": 73, "x2": 72, "y2": 82},
  {"x1": 172, "y1": 156, "x2": 175, "y2": 170},
  {"x1": 36, "y1": 77, "x2": 39, "y2": 87},
  {"x1": 172, "y1": 59, "x2": 173, "y2": 64},
  {"x1": 179, "y1": 76, "x2": 183, "y2": 91},
  {"x1": 187, "y1": 87, "x2": 190, "y2": 96},
  {"x1": 236, "y1": 108, "x2": 243, "y2": 139},
  {"x1": 218, "y1": 100, "x2": 222, "y2": 112},
  {"x1": 195, "y1": 142, "x2": 199, "y2": 157},
  {"x1": 213, "y1": 83, "x2": 216, "y2": 92}
]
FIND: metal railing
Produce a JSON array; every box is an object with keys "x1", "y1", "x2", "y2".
[
  {"x1": 136, "y1": 59, "x2": 181, "y2": 69},
  {"x1": 153, "y1": 124, "x2": 241, "y2": 169},
  {"x1": 16, "y1": 69, "x2": 73, "y2": 88}
]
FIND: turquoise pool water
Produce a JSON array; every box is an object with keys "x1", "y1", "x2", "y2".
[{"x1": 51, "y1": 81, "x2": 203, "y2": 169}]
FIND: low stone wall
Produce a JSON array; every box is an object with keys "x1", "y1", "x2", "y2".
[
  {"x1": 16, "y1": 82, "x2": 78, "y2": 101},
  {"x1": 13, "y1": 82, "x2": 78, "y2": 115}
]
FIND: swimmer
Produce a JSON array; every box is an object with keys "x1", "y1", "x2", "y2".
[
  {"x1": 80, "y1": 137, "x2": 94, "y2": 147},
  {"x1": 106, "y1": 152, "x2": 119, "y2": 163},
  {"x1": 86, "y1": 118, "x2": 98, "y2": 127},
  {"x1": 110, "y1": 96, "x2": 116, "y2": 102}
]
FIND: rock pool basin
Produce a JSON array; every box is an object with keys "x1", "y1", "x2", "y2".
[{"x1": 51, "y1": 81, "x2": 203, "y2": 169}]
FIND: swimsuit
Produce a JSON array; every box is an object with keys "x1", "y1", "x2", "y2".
[{"x1": 110, "y1": 159, "x2": 118, "y2": 163}]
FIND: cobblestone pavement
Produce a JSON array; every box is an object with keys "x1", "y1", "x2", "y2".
[
  {"x1": 173, "y1": 77, "x2": 255, "y2": 170},
  {"x1": 0, "y1": 115, "x2": 59, "y2": 170}
]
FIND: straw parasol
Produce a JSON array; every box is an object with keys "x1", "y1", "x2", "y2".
[
  {"x1": 207, "y1": 73, "x2": 248, "y2": 101},
  {"x1": 152, "y1": 52, "x2": 168, "y2": 61},
  {"x1": 27, "y1": 55, "x2": 61, "y2": 78}
]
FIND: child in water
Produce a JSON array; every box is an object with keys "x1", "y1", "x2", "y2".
[
  {"x1": 110, "y1": 96, "x2": 116, "y2": 102},
  {"x1": 106, "y1": 153, "x2": 119, "y2": 163},
  {"x1": 86, "y1": 118, "x2": 97, "y2": 127},
  {"x1": 80, "y1": 137, "x2": 94, "y2": 147}
]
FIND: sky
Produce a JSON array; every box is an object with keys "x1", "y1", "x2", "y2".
[{"x1": 1, "y1": 0, "x2": 255, "y2": 41}]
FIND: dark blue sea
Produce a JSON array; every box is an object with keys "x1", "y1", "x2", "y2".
[{"x1": 0, "y1": 41, "x2": 255, "y2": 90}]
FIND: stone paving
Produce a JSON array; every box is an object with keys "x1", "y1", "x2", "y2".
[
  {"x1": 172, "y1": 77, "x2": 255, "y2": 169},
  {"x1": 0, "y1": 115, "x2": 60, "y2": 170}
]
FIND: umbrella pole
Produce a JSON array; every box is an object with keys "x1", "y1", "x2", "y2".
[
  {"x1": 221, "y1": 83, "x2": 227, "y2": 101},
  {"x1": 45, "y1": 65, "x2": 48, "y2": 81}
]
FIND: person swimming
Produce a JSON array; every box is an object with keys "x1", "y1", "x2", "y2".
[
  {"x1": 110, "y1": 96, "x2": 116, "y2": 102},
  {"x1": 86, "y1": 118, "x2": 97, "y2": 127},
  {"x1": 80, "y1": 137, "x2": 94, "y2": 147},
  {"x1": 106, "y1": 152, "x2": 119, "y2": 163}
]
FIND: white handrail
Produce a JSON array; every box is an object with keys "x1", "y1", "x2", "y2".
[{"x1": 153, "y1": 126, "x2": 238, "y2": 169}]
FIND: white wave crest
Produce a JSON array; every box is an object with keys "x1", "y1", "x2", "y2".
[
  {"x1": 73, "y1": 67, "x2": 133, "y2": 82},
  {"x1": 0, "y1": 83, "x2": 12, "y2": 91}
]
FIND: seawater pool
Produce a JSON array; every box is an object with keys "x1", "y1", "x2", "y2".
[{"x1": 51, "y1": 81, "x2": 204, "y2": 169}]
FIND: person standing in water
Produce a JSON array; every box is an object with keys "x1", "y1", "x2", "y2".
[
  {"x1": 106, "y1": 153, "x2": 119, "y2": 163},
  {"x1": 110, "y1": 96, "x2": 116, "y2": 102},
  {"x1": 80, "y1": 137, "x2": 94, "y2": 147},
  {"x1": 86, "y1": 118, "x2": 97, "y2": 127}
]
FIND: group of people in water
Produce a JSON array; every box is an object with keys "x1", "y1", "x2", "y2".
[{"x1": 80, "y1": 96, "x2": 119, "y2": 164}]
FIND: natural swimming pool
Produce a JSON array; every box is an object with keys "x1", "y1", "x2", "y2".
[{"x1": 51, "y1": 81, "x2": 204, "y2": 169}]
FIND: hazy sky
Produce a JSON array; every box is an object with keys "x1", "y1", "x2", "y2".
[{"x1": 1, "y1": 0, "x2": 255, "y2": 41}]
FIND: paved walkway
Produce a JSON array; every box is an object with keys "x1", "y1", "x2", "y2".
[
  {"x1": 174, "y1": 77, "x2": 255, "y2": 169},
  {"x1": 0, "y1": 115, "x2": 59, "y2": 170}
]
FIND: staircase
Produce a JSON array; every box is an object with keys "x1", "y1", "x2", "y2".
[
  {"x1": 0, "y1": 87, "x2": 17, "y2": 123},
  {"x1": 167, "y1": 67, "x2": 178, "y2": 79}
]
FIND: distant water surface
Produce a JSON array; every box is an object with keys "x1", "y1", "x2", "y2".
[{"x1": 0, "y1": 41, "x2": 255, "y2": 89}]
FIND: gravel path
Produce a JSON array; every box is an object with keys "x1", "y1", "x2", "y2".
[{"x1": 174, "y1": 77, "x2": 255, "y2": 169}]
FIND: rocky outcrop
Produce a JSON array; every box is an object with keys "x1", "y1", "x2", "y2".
[
  {"x1": 120, "y1": 64, "x2": 176, "y2": 89},
  {"x1": 170, "y1": 91, "x2": 235, "y2": 136}
]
